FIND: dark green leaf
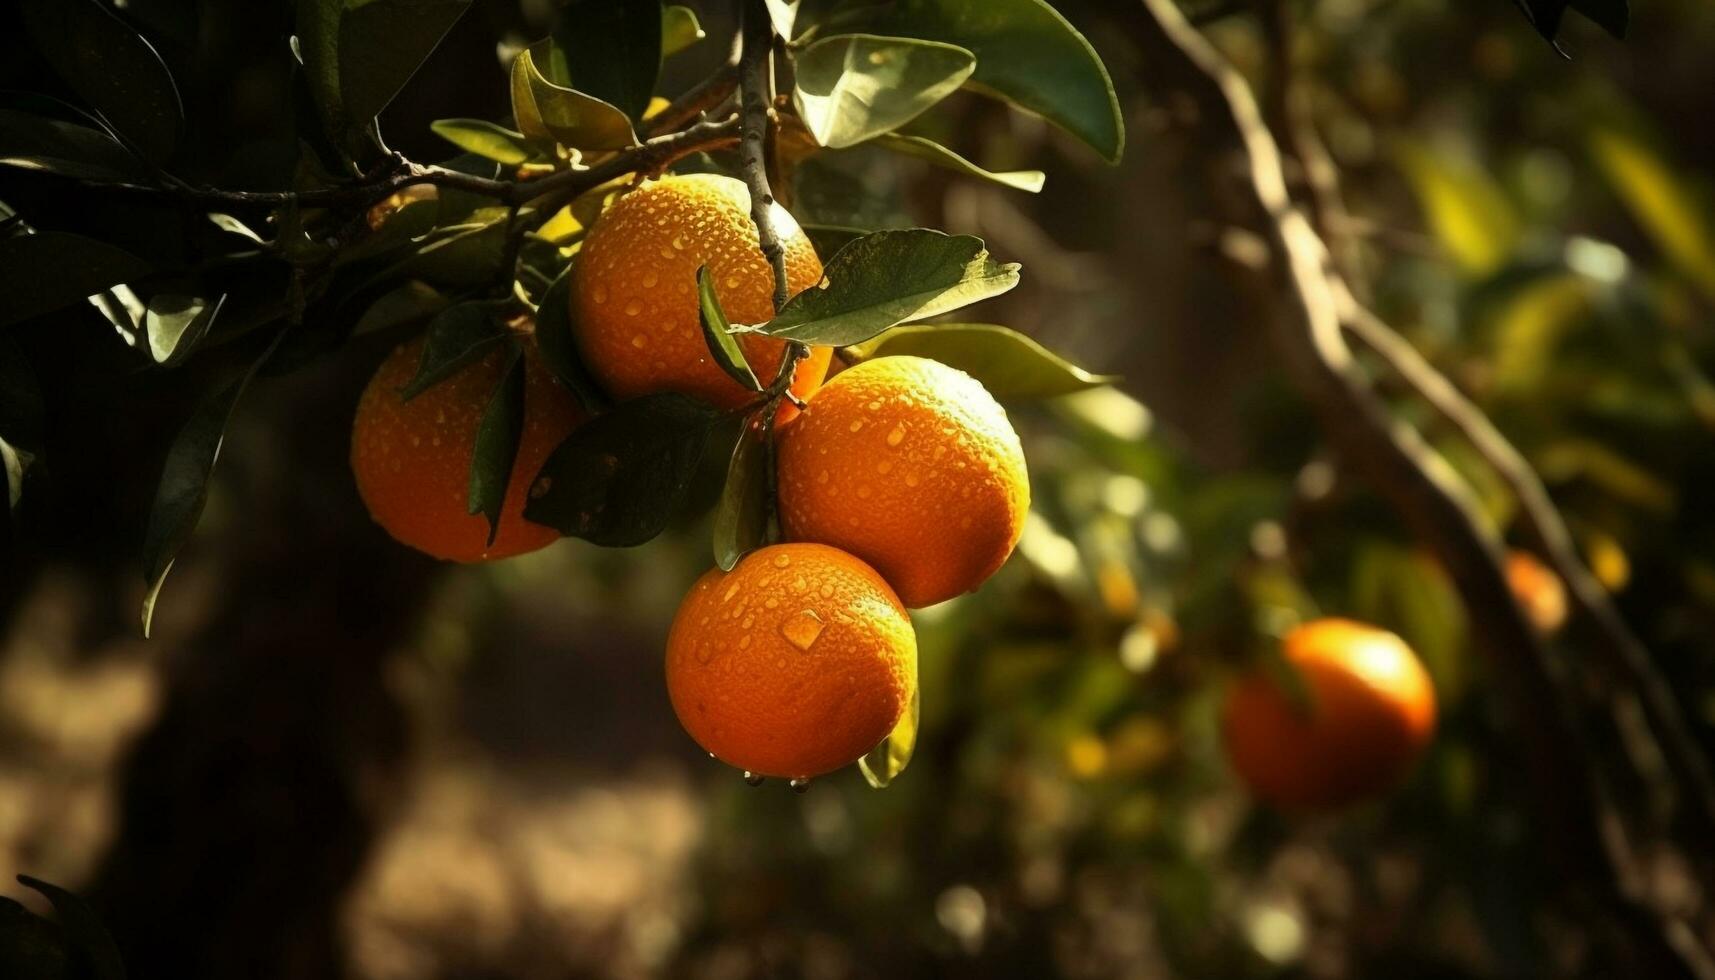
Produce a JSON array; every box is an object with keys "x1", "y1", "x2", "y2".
[
  {"x1": 802, "y1": 224, "x2": 869, "y2": 258},
  {"x1": 662, "y1": 5, "x2": 706, "y2": 56},
  {"x1": 0, "y1": 108, "x2": 148, "y2": 182},
  {"x1": 145, "y1": 293, "x2": 226, "y2": 367},
  {"x1": 0, "y1": 232, "x2": 153, "y2": 328},
  {"x1": 18, "y1": 0, "x2": 183, "y2": 166},
  {"x1": 551, "y1": 0, "x2": 663, "y2": 123},
  {"x1": 0, "y1": 339, "x2": 42, "y2": 518},
  {"x1": 524, "y1": 392, "x2": 722, "y2": 546},
  {"x1": 712, "y1": 416, "x2": 770, "y2": 571},
  {"x1": 400, "y1": 302, "x2": 507, "y2": 400},
  {"x1": 16, "y1": 876, "x2": 125, "y2": 980},
  {"x1": 697, "y1": 266, "x2": 762, "y2": 391},
  {"x1": 429, "y1": 118, "x2": 537, "y2": 165},
  {"x1": 468, "y1": 345, "x2": 526, "y2": 544},
  {"x1": 871, "y1": 132, "x2": 1044, "y2": 192},
  {"x1": 750, "y1": 229, "x2": 1019, "y2": 345},
  {"x1": 793, "y1": 34, "x2": 974, "y2": 149},
  {"x1": 352, "y1": 281, "x2": 448, "y2": 336},
  {"x1": 869, "y1": 0, "x2": 1123, "y2": 163},
  {"x1": 511, "y1": 45, "x2": 638, "y2": 150},
  {"x1": 1512, "y1": 0, "x2": 1627, "y2": 45},
  {"x1": 532, "y1": 264, "x2": 610, "y2": 411},
  {"x1": 842, "y1": 323, "x2": 1115, "y2": 397},
  {"x1": 140, "y1": 330, "x2": 281, "y2": 637}
]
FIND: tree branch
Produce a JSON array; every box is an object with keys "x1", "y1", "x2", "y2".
[{"x1": 1122, "y1": 0, "x2": 1714, "y2": 974}]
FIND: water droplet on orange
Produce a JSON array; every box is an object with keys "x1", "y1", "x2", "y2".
[
  {"x1": 772, "y1": 553, "x2": 791, "y2": 568},
  {"x1": 887, "y1": 424, "x2": 906, "y2": 447},
  {"x1": 781, "y1": 609, "x2": 825, "y2": 651}
]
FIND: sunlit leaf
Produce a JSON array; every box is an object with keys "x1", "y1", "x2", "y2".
[
  {"x1": 871, "y1": 132, "x2": 1045, "y2": 193},
  {"x1": 0, "y1": 232, "x2": 153, "y2": 328},
  {"x1": 18, "y1": 0, "x2": 183, "y2": 166},
  {"x1": 551, "y1": 0, "x2": 663, "y2": 123},
  {"x1": 843, "y1": 323, "x2": 1114, "y2": 397},
  {"x1": 524, "y1": 392, "x2": 723, "y2": 546},
  {"x1": 712, "y1": 418, "x2": 769, "y2": 571},
  {"x1": 1486, "y1": 274, "x2": 1593, "y2": 392},
  {"x1": 698, "y1": 266, "x2": 763, "y2": 391},
  {"x1": 430, "y1": 118, "x2": 537, "y2": 165},
  {"x1": 765, "y1": 0, "x2": 801, "y2": 39},
  {"x1": 793, "y1": 34, "x2": 975, "y2": 149},
  {"x1": 1534, "y1": 438, "x2": 1676, "y2": 514},
  {"x1": 468, "y1": 347, "x2": 526, "y2": 544},
  {"x1": 511, "y1": 45, "x2": 638, "y2": 150},
  {"x1": 867, "y1": 0, "x2": 1123, "y2": 163},
  {"x1": 859, "y1": 682, "x2": 919, "y2": 788},
  {"x1": 1394, "y1": 140, "x2": 1520, "y2": 277},
  {"x1": 662, "y1": 5, "x2": 706, "y2": 56},
  {"x1": 1590, "y1": 126, "x2": 1715, "y2": 302},
  {"x1": 751, "y1": 229, "x2": 1019, "y2": 345},
  {"x1": 206, "y1": 213, "x2": 265, "y2": 244},
  {"x1": 145, "y1": 293, "x2": 226, "y2": 367}
]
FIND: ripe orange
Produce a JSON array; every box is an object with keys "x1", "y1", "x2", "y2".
[
  {"x1": 665, "y1": 543, "x2": 917, "y2": 779},
  {"x1": 1222, "y1": 618, "x2": 1437, "y2": 810},
  {"x1": 351, "y1": 332, "x2": 582, "y2": 561},
  {"x1": 777, "y1": 356, "x2": 1030, "y2": 608},
  {"x1": 1506, "y1": 549, "x2": 1568, "y2": 635},
  {"x1": 570, "y1": 173, "x2": 830, "y2": 412}
]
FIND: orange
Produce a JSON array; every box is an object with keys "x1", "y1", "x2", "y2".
[
  {"x1": 777, "y1": 356, "x2": 1030, "y2": 608},
  {"x1": 351, "y1": 332, "x2": 582, "y2": 561},
  {"x1": 1506, "y1": 549, "x2": 1568, "y2": 635},
  {"x1": 665, "y1": 543, "x2": 917, "y2": 779},
  {"x1": 570, "y1": 173, "x2": 831, "y2": 412},
  {"x1": 1222, "y1": 618, "x2": 1437, "y2": 810}
]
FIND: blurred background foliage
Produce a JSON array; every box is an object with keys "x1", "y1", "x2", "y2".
[{"x1": 3, "y1": 0, "x2": 1715, "y2": 977}]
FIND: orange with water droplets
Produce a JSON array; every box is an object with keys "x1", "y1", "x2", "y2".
[
  {"x1": 570, "y1": 173, "x2": 830, "y2": 412},
  {"x1": 350, "y1": 332, "x2": 582, "y2": 561},
  {"x1": 778, "y1": 356, "x2": 1030, "y2": 608},
  {"x1": 1222, "y1": 618, "x2": 1437, "y2": 810},
  {"x1": 665, "y1": 543, "x2": 917, "y2": 779}
]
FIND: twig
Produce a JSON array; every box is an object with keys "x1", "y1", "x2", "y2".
[
  {"x1": 60, "y1": 115, "x2": 740, "y2": 212},
  {"x1": 645, "y1": 64, "x2": 739, "y2": 137},
  {"x1": 1336, "y1": 285, "x2": 1715, "y2": 848},
  {"x1": 1122, "y1": 0, "x2": 1715, "y2": 974}
]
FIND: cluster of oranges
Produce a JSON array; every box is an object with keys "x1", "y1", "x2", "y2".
[
  {"x1": 349, "y1": 171, "x2": 1565, "y2": 804},
  {"x1": 351, "y1": 174, "x2": 1030, "y2": 783}
]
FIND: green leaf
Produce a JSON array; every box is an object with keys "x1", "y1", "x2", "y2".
[
  {"x1": 858, "y1": 682, "x2": 918, "y2": 788},
  {"x1": 1512, "y1": 0, "x2": 1627, "y2": 46},
  {"x1": 399, "y1": 302, "x2": 508, "y2": 400},
  {"x1": 207, "y1": 213, "x2": 266, "y2": 244},
  {"x1": 1590, "y1": 126, "x2": 1715, "y2": 302},
  {"x1": 0, "y1": 108, "x2": 148, "y2": 182},
  {"x1": 843, "y1": 323, "x2": 1115, "y2": 397},
  {"x1": 697, "y1": 266, "x2": 763, "y2": 391},
  {"x1": 871, "y1": 132, "x2": 1044, "y2": 193},
  {"x1": 532, "y1": 264, "x2": 610, "y2": 411},
  {"x1": 351, "y1": 280, "x2": 447, "y2": 335},
  {"x1": 0, "y1": 232, "x2": 153, "y2": 328},
  {"x1": 511, "y1": 45, "x2": 638, "y2": 151},
  {"x1": 551, "y1": 0, "x2": 663, "y2": 123},
  {"x1": 144, "y1": 293, "x2": 225, "y2": 367},
  {"x1": 1393, "y1": 140, "x2": 1520, "y2": 278},
  {"x1": 712, "y1": 416, "x2": 770, "y2": 571},
  {"x1": 765, "y1": 0, "x2": 801, "y2": 39},
  {"x1": 18, "y1": 0, "x2": 183, "y2": 166},
  {"x1": 15, "y1": 876, "x2": 125, "y2": 980},
  {"x1": 869, "y1": 0, "x2": 1122, "y2": 163},
  {"x1": 751, "y1": 229, "x2": 1019, "y2": 345},
  {"x1": 468, "y1": 346, "x2": 526, "y2": 545},
  {"x1": 142, "y1": 332, "x2": 283, "y2": 638},
  {"x1": 662, "y1": 5, "x2": 706, "y2": 56},
  {"x1": 429, "y1": 118, "x2": 536, "y2": 165},
  {"x1": 523, "y1": 392, "x2": 722, "y2": 546},
  {"x1": 793, "y1": 34, "x2": 974, "y2": 149}
]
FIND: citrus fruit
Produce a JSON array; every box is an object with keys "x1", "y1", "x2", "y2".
[
  {"x1": 777, "y1": 355, "x2": 1030, "y2": 608},
  {"x1": 351, "y1": 332, "x2": 582, "y2": 561},
  {"x1": 570, "y1": 173, "x2": 830, "y2": 411},
  {"x1": 665, "y1": 543, "x2": 917, "y2": 779},
  {"x1": 1506, "y1": 549, "x2": 1568, "y2": 635},
  {"x1": 1222, "y1": 618, "x2": 1437, "y2": 810}
]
